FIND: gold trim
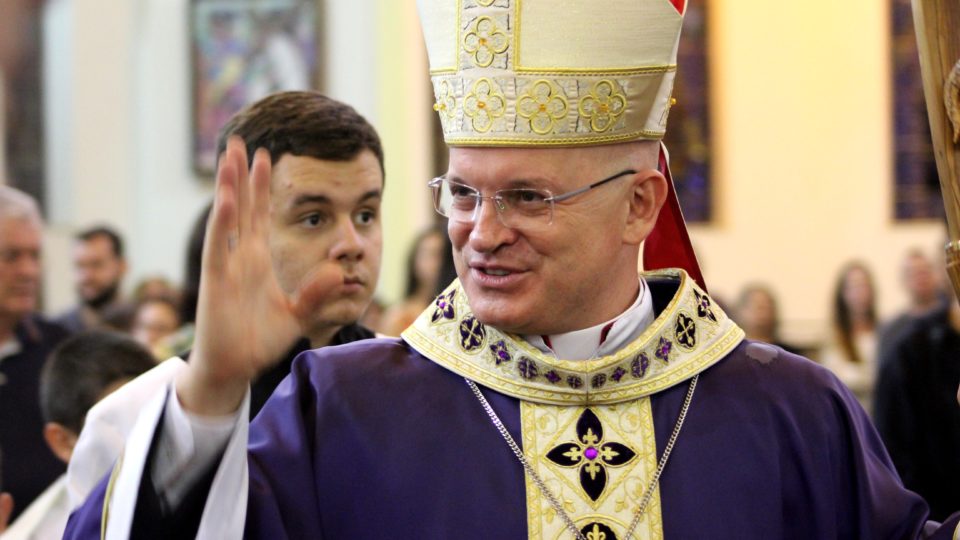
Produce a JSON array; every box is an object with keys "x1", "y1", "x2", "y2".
[
  {"x1": 513, "y1": 0, "x2": 522, "y2": 69},
  {"x1": 443, "y1": 129, "x2": 667, "y2": 147},
  {"x1": 100, "y1": 450, "x2": 124, "y2": 540},
  {"x1": 514, "y1": 65, "x2": 677, "y2": 76},
  {"x1": 432, "y1": 65, "x2": 677, "y2": 77},
  {"x1": 403, "y1": 269, "x2": 744, "y2": 405},
  {"x1": 456, "y1": 0, "x2": 462, "y2": 73}
]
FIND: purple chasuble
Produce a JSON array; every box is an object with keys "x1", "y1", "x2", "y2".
[{"x1": 64, "y1": 280, "x2": 960, "y2": 538}]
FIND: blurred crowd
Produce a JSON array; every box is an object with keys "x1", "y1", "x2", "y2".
[{"x1": 731, "y1": 249, "x2": 960, "y2": 521}]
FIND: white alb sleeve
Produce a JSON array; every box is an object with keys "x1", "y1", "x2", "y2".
[
  {"x1": 101, "y1": 380, "x2": 251, "y2": 540},
  {"x1": 67, "y1": 357, "x2": 187, "y2": 510}
]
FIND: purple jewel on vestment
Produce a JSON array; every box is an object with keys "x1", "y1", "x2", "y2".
[
  {"x1": 489, "y1": 340, "x2": 512, "y2": 365},
  {"x1": 544, "y1": 409, "x2": 639, "y2": 502},
  {"x1": 546, "y1": 370, "x2": 561, "y2": 384},
  {"x1": 611, "y1": 367, "x2": 626, "y2": 382}
]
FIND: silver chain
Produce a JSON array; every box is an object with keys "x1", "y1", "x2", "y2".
[{"x1": 466, "y1": 374, "x2": 698, "y2": 540}]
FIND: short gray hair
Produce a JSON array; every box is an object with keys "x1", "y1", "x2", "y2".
[{"x1": 0, "y1": 185, "x2": 42, "y2": 226}]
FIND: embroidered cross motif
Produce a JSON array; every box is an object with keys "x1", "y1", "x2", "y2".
[
  {"x1": 458, "y1": 316, "x2": 486, "y2": 351},
  {"x1": 610, "y1": 366, "x2": 626, "y2": 382},
  {"x1": 675, "y1": 313, "x2": 697, "y2": 350},
  {"x1": 489, "y1": 340, "x2": 512, "y2": 365},
  {"x1": 693, "y1": 289, "x2": 718, "y2": 323},
  {"x1": 431, "y1": 289, "x2": 457, "y2": 323},
  {"x1": 518, "y1": 356, "x2": 539, "y2": 379},
  {"x1": 545, "y1": 409, "x2": 637, "y2": 502},
  {"x1": 655, "y1": 337, "x2": 673, "y2": 363},
  {"x1": 631, "y1": 353, "x2": 650, "y2": 379}
]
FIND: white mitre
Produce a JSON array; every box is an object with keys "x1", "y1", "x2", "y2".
[{"x1": 417, "y1": 0, "x2": 687, "y2": 147}]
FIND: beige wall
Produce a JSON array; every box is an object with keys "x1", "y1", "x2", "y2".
[
  {"x1": 39, "y1": 0, "x2": 434, "y2": 312},
  {"x1": 686, "y1": 0, "x2": 943, "y2": 344}
]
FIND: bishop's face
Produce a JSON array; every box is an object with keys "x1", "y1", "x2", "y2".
[
  {"x1": 446, "y1": 145, "x2": 642, "y2": 336},
  {"x1": 269, "y1": 152, "x2": 383, "y2": 338}
]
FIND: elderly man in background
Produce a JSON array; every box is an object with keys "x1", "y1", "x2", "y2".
[{"x1": 0, "y1": 185, "x2": 69, "y2": 526}]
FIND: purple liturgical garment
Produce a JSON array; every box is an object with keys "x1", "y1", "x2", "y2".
[
  {"x1": 63, "y1": 273, "x2": 960, "y2": 538},
  {"x1": 65, "y1": 338, "x2": 960, "y2": 538}
]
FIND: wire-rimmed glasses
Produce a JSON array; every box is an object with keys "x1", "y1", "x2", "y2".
[{"x1": 428, "y1": 169, "x2": 636, "y2": 229}]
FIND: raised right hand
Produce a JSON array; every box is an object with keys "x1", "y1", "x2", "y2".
[{"x1": 176, "y1": 138, "x2": 341, "y2": 415}]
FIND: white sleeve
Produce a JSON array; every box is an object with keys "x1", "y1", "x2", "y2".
[
  {"x1": 150, "y1": 387, "x2": 242, "y2": 508},
  {"x1": 99, "y1": 381, "x2": 251, "y2": 540},
  {"x1": 67, "y1": 357, "x2": 187, "y2": 510}
]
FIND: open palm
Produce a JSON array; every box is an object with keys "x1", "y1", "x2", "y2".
[{"x1": 179, "y1": 138, "x2": 341, "y2": 415}]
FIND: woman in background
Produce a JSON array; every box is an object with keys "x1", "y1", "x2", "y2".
[
  {"x1": 734, "y1": 283, "x2": 800, "y2": 355},
  {"x1": 131, "y1": 296, "x2": 182, "y2": 358},
  {"x1": 381, "y1": 226, "x2": 445, "y2": 336},
  {"x1": 820, "y1": 261, "x2": 879, "y2": 412}
]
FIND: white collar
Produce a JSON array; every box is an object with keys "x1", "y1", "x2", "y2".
[{"x1": 524, "y1": 278, "x2": 654, "y2": 360}]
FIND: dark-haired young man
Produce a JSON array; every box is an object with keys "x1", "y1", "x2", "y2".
[
  {"x1": 206, "y1": 90, "x2": 385, "y2": 414},
  {"x1": 62, "y1": 91, "x2": 386, "y2": 522},
  {"x1": 57, "y1": 226, "x2": 132, "y2": 333}
]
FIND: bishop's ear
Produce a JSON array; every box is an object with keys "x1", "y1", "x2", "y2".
[{"x1": 623, "y1": 168, "x2": 668, "y2": 245}]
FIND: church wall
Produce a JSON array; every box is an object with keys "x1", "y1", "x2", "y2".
[{"x1": 686, "y1": 0, "x2": 943, "y2": 346}]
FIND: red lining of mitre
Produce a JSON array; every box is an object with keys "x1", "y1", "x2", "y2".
[
  {"x1": 668, "y1": 0, "x2": 686, "y2": 15},
  {"x1": 642, "y1": 145, "x2": 707, "y2": 292}
]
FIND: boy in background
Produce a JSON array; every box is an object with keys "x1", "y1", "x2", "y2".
[{"x1": 2, "y1": 331, "x2": 154, "y2": 539}]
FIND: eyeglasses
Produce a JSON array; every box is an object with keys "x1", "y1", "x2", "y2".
[{"x1": 428, "y1": 169, "x2": 636, "y2": 229}]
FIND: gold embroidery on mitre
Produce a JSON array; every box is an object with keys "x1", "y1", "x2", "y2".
[
  {"x1": 402, "y1": 268, "x2": 744, "y2": 406},
  {"x1": 522, "y1": 400, "x2": 663, "y2": 540},
  {"x1": 463, "y1": 78, "x2": 507, "y2": 133},
  {"x1": 462, "y1": 15, "x2": 510, "y2": 69},
  {"x1": 433, "y1": 79, "x2": 458, "y2": 131},
  {"x1": 518, "y1": 79, "x2": 570, "y2": 135},
  {"x1": 419, "y1": 0, "x2": 684, "y2": 147},
  {"x1": 578, "y1": 80, "x2": 628, "y2": 133}
]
